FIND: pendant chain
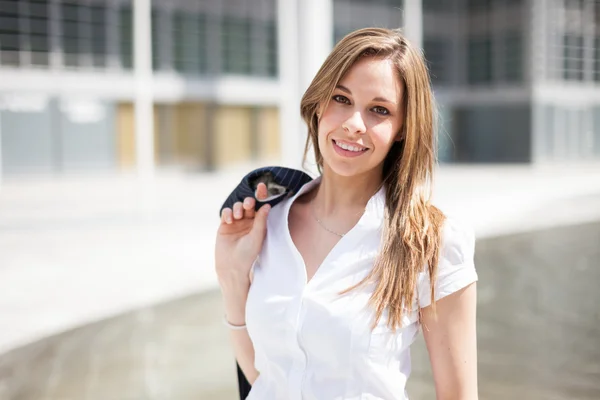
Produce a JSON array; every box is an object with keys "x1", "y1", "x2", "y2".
[{"x1": 310, "y1": 199, "x2": 365, "y2": 238}]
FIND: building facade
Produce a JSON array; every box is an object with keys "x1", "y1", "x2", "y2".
[
  {"x1": 423, "y1": 0, "x2": 600, "y2": 163},
  {"x1": 0, "y1": 0, "x2": 599, "y2": 176}
]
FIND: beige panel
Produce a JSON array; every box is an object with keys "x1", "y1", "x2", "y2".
[
  {"x1": 214, "y1": 106, "x2": 253, "y2": 167},
  {"x1": 116, "y1": 103, "x2": 162, "y2": 168},
  {"x1": 259, "y1": 107, "x2": 281, "y2": 160},
  {"x1": 116, "y1": 103, "x2": 135, "y2": 168},
  {"x1": 153, "y1": 105, "x2": 160, "y2": 163},
  {"x1": 172, "y1": 103, "x2": 206, "y2": 167},
  {"x1": 155, "y1": 104, "x2": 174, "y2": 164}
]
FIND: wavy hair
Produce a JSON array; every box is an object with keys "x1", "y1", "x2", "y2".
[{"x1": 300, "y1": 27, "x2": 446, "y2": 330}]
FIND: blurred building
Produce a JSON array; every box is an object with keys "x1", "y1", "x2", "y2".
[
  {"x1": 0, "y1": 0, "x2": 599, "y2": 176},
  {"x1": 425, "y1": 0, "x2": 600, "y2": 163}
]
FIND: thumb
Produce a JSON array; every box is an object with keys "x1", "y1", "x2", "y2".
[
  {"x1": 255, "y1": 182, "x2": 269, "y2": 201},
  {"x1": 251, "y1": 203, "x2": 271, "y2": 235}
]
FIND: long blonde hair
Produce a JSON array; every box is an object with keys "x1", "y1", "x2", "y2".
[{"x1": 300, "y1": 27, "x2": 446, "y2": 330}]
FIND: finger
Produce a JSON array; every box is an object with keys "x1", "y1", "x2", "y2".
[
  {"x1": 233, "y1": 202, "x2": 244, "y2": 220},
  {"x1": 221, "y1": 208, "x2": 233, "y2": 224},
  {"x1": 243, "y1": 197, "x2": 256, "y2": 219},
  {"x1": 255, "y1": 182, "x2": 269, "y2": 201},
  {"x1": 251, "y1": 203, "x2": 271, "y2": 236}
]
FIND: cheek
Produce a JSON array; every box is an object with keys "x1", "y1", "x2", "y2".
[
  {"x1": 317, "y1": 115, "x2": 339, "y2": 141},
  {"x1": 370, "y1": 124, "x2": 398, "y2": 149}
]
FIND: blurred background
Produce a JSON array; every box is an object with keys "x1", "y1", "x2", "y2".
[{"x1": 0, "y1": 0, "x2": 599, "y2": 399}]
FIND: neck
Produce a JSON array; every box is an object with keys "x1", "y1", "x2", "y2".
[{"x1": 312, "y1": 165, "x2": 384, "y2": 217}]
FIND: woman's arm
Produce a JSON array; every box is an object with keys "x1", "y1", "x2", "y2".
[
  {"x1": 421, "y1": 283, "x2": 478, "y2": 400},
  {"x1": 221, "y1": 278, "x2": 259, "y2": 384},
  {"x1": 216, "y1": 184, "x2": 271, "y2": 386}
]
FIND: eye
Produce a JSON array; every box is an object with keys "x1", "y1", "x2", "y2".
[
  {"x1": 372, "y1": 106, "x2": 390, "y2": 115},
  {"x1": 332, "y1": 95, "x2": 351, "y2": 104}
]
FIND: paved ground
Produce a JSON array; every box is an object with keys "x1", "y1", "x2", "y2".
[
  {"x1": 1, "y1": 221, "x2": 599, "y2": 400},
  {"x1": 1, "y1": 162, "x2": 600, "y2": 357}
]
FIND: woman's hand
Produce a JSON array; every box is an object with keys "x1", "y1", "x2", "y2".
[{"x1": 215, "y1": 182, "x2": 271, "y2": 287}]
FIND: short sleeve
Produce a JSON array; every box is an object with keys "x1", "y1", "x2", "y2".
[{"x1": 417, "y1": 217, "x2": 478, "y2": 308}]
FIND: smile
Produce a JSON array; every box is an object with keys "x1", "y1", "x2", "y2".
[
  {"x1": 333, "y1": 139, "x2": 368, "y2": 153},
  {"x1": 332, "y1": 139, "x2": 369, "y2": 158}
]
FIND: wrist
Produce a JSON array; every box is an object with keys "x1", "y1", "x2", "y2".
[
  {"x1": 220, "y1": 286, "x2": 249, "y2": 325},
  {"x1": 217, "y1": 268, "x2": 251, "y2": 288},
  {"x1": 223, "y1": 300, "x2": 247, "y2": 325}
]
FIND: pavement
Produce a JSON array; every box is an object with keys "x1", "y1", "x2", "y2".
[{"x1": 1, "y1": 161, "x2": 600, "y2": 356}]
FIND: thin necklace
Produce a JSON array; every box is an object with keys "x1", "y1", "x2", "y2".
[{"x1": 310, "y1": 198, "x2": 366, "y2": 238}]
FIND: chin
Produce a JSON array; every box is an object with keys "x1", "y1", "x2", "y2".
[{"x1": 322, "y1": 156, "x2": 367, "y2": 178}]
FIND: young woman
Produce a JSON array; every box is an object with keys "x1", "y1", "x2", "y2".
[{"x1": 216, "y1": 27, "x2": 478, "y2": 399}]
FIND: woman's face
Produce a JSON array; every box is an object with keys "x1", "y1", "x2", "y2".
[{"x1": 317, "y1": 56, "x2": 405, "y2": 179}]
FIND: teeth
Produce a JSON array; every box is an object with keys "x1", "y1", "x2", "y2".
[{"x1": 335, "y1": 140, "x2": 365, "y2": 152}]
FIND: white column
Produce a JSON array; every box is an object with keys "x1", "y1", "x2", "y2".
[
  {"x1": 297, "y1": 0, "x2": 334, "y2": 93},
  {"x1": 278, "y1": 0, "x2": 333, "y2": 173},
  {"x1": 134, "y1": 0, "x2": 155, "y2": 183},
  {"x1": 403, "y1": 0, "x2": 423, "y2": 50},
  {"x1": 277, "y1": 0, "x2": 302, "y2": 169},
  {"x1": 298, "y1": 0, "x2": 333, "y2": 174},
  {"x1": 0, "y1": 111, "x2": 3, "y2": 190}
]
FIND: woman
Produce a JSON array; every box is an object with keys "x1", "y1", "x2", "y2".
[{"x1": 216, "y1": 27, "x2": 478, "y2": 399}]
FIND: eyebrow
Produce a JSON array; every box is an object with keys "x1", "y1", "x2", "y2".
[{"x1": 335, "y1": 84, "x2": 397, "y2": 105}]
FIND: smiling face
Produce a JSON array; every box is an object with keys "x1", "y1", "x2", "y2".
[{"x1": 317, "y1": 56, "x2": 405, "y2": 180}]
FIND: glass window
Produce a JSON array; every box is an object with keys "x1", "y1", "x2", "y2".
[
  {"x1": 596, "y1": 7, "x2": 600, "y2": 81},
  {"x1": 504, "y1": 32, "x2": 522, "y2": 82},
  {"x1": 60, "y1": 2, "x2": 80, "y2": 67},
  {"x1": 265, "y1": 20, "x2": 277, "y2": 77},
  {"x1": 0, "y1": 0, "x2": 50, "y2": 66},
  {"x1": 151, "y1": 8, "x2": 160, "y2": 70},
  {"x1": 29, "y1": 0, "x2": 50, "y2": 66},
  {"x1": 565, "y1": 0, "x2": 584, "y2": 11},
  {"x1": 0, "y1": 0, "x2": 21, "y2": 60},
  {"x1": 334, "y1": 27, "x2": 354, "y2": 45},
  {"x1": 424, "y1": 38, "x2": 450, "y2": 85},
  {"x1": 90, "y1": 5, "x2": 107, "y2": 68},
  {"x1": 562, "y1": 34, "x2": 584, "y2": 81},
  {"x1": 468, "y1": 36, "x2": 492, "y2": 84},
  {"x1": 221, "y1": 16, "x2": 251, "y2": 75},
  {"x1": 119, "y1": 4, "x2": 132, "y2": 69},
  {"x1": 467, "y1": 0, "x2": 492, "y2": 12},
  {"x1": 248, "y1": 19, "x2": 278, "y2": 77},
  {"x1": 172, "y1": 11, "x2": 207, "y2": 75},
  {"x1": 594, "y1": 37, "x2": 600, "y2": 82},
  {"x1": 423, "y1": 0, "x2": 452, "y2": 12}
]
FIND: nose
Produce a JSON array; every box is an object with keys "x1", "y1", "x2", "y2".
[{"x1": 343, "y1": 111, "x2": 367, "y2": 135}]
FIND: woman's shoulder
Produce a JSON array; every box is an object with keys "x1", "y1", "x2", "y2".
[
  {"x1": 440, "y1": 216, "x2": 476, "y2": 267},
  {"x1": 417, "y1": 215, "x2": 477, "y2": 307}
]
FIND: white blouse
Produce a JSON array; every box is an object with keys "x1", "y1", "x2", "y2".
[{"x1": 246, "y1": 177, "x2": 478, "y2": 400}]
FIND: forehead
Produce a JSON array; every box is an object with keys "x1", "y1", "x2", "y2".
[{"x1": 338, "y1": 57, "x2": 403, "y2": 101}]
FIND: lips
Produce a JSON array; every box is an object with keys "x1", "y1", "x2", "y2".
[{"x1": 332, "y1": 139, "x2": 368, "y2": 152}]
